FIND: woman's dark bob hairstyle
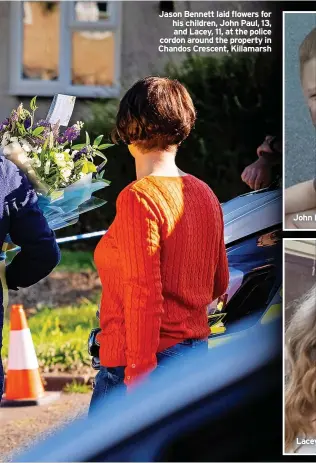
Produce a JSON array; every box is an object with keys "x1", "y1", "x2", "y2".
[{"x1": 112, "y1": 76, "x2": 196, "y2": 151}]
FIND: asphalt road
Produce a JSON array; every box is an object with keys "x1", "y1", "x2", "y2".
[{"x1": 0, "y1": 393, "x2": 91, "y2": 462}]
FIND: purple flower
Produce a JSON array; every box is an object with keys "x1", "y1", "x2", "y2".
[
  {"x1": 24, "y1": 117, "x2": 31, "y2": 130},
  {"x1": 35, "y1": 119, "x2": 51, "y2": 129},
  {"x1": 28, "y1": 135, "x2": 42, "y2": 146},
  {"x1": 0, "y1": 118, "x2": 10, "y2": 131},
  {"x1": 73, "y1": 147, "x2": 88, "y2": 161},
  {"x1": 57, "y1": 125, "x2": 80, "y2": 144},
  {"x1": 10, "y1": 111, "x2": 19, "y2": 123}
]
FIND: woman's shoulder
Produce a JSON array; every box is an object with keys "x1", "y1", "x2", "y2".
[
  {"x1": 118, "y1": 178, "x2": 161, "y2": 201},
  {"x1": 116, "y1": 180, "x2": 140, "y2": 201},
  {"x1": 121, "y1": 174, "x2": 211, "y2": 193},
  {"x1": 116, "y1": 180, "x2": 165, "y2": 221},
  {"x1": 119, "y1": 175, "x2": 218, "y2": 204},
  {"x1": 116, "y1": 180, "x2": 154, "y2": 208}
]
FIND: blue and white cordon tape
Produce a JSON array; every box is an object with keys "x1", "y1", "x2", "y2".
[
  {"x1": 7, "y1": 230, "x2": 108, "y2": 253},
  {"x1": 56, "y1": 230, "x2": 107, "y2": 244}
]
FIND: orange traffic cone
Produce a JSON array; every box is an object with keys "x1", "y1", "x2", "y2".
[{"x1": 2, "y1": 304, "x2": 60, "y2": 406}]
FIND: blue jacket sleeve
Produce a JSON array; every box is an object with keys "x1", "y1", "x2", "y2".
[{"x1": 4, "y1": 159, "x2": 61, "y2": 290}]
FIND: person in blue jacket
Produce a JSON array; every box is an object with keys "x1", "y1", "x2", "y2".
[{"x1": 0, "y1": 155, "x2": 60, "y2": 401}]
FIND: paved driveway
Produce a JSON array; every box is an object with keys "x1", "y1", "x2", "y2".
[{"x1": 0, "y1": 393, "x2": 91, "y2": 462}]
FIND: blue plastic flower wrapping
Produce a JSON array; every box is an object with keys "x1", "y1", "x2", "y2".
[
  {"x1": 3, "y1": 173, "x2": 109, "y2": 254},
  {"x1": 37, "y1": 173, "x2": 109, "y2": 231}
]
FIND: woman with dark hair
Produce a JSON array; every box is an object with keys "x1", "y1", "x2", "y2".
[{"x1": 90, "y1": 77, "x2": 229, "y2": 409}]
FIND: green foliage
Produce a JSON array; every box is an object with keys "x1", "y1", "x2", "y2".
[
  {"x1": 93, "y1": 134, "x2": 103, "y2": 146},
  {"x1": 57, "y1": 52, "x2": 281, "y2": 244},
  {"x1": 32, "y1": 126, "x2": 44, "y2": 136},
  {"x1": 57, "y1": 250, "x2": 96, "y2": 272},
  {"x1": 6, "y1": 249, "x2": 96, "y2": 273},
  {"x1": 2, "y1": 303, "x2": 98, "y2": 373},
  {"x1": 30, "y1": 96, "x2": 38, "y2": 112},
  {"x1": 63, "y1": 381, "x2": 91, "y2": 394},
  {"x1": 165, "y1": 52, "x2": 281, "y2": 200}
]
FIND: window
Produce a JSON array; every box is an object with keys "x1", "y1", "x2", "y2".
[
  {"x1": 10, "y1": 1, "x2": 122, "y2": 97},
  {"x1": 159, "y1": 1, "x2": 174, "y2": 13}
]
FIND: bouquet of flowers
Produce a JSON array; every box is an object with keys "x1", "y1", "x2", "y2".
[{"x1": 1, "y1": 96, "x2": 112, "y2": 239}]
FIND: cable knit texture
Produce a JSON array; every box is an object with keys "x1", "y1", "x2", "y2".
[{"x1": 94, "y1": 174, "x2": 229, "y2": 386}]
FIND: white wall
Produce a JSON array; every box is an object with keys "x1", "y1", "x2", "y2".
[{"x1": 284, "y1": 239, "x2": 316, "y2": 260}]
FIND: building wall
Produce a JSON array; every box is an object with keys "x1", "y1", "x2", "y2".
[
  {"x1": 284, "y1": 239, "x2": 316, "y2": 260},
  {"x1": 0, "y1": 0, "x2": 265, "y2": 122},
  {"x1": 121, "y1": 0, "x2": 264, "y2": 89},
  {"x1": 0, "y1": 2, "x2": 19, "y2": 121},
  {"x1": 285, "y1": 253, "x2": 316, "y2": 324}
]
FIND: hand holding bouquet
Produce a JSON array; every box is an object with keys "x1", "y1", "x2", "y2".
[{"x1": 0, "y1": 97, "x2": 112, "y2": 234}]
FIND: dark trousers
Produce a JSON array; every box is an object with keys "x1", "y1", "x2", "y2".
[{"x1": 89, "y1": 338, "x2": 208, "y2": 415}]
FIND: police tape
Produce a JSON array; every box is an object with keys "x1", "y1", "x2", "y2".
[
  {"x1": 6, "y1": 230, "x2": 108, "y2": 253},
  {"x1": 56, "y1": 230, "x2": 107, "y2": 244}
]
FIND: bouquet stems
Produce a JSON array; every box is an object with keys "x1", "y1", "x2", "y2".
[{"x1": 4, "y1": 143, "x2": 48, "y2": 195}]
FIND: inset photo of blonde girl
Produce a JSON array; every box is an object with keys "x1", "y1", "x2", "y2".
[
  {"x1": 284, "y1": 239, "x2": 316, "y2": 454},
  {"x1": 283, "y1": 12, "x2": 316, "y2": 230}
]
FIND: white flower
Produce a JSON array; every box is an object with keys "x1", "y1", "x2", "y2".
[
  {"x1": 3, "y1": 141, "x2": 23, "y2": 156},
  {"x1": 54, "y1": 151, "x2": 67, "y2": 167},
  {"x1": 1, "y1": 132, "x2": 11, "y2": 147},
  {"x1": 75, "y1": 121, "x2": 84, "y2": 129},
  {"x1": 37, "y1": 148, "x2": 42, "y2": 154},
  {"x1": 61, "y1": 168, "x2": 72, "y2": 181},
  {"x1": 31, "y1": 156, "x2": 41, "y2": 168},
  {"x1": 20, "y1": 139, "x2": 32, "y2": 153},
  {"x1": 10, "y1": 137, "x2": 19, "y2": 143},
  {"x1": 44, "y1": 160, "x2": 50, "y2": 175}
]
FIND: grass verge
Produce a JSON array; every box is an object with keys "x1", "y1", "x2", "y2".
[
  {"x1": 56, "y1": 250, "x2": 96, "y2": 272},
  {"x1": 6, "y1": 250, "x2": 96, "y2": 272},
  {"x1": 2, "y1": 302, "x2": 99, "y2": 374},
  {"x1": 63, "y1": 381, "x2": 91, "y2": 394}
]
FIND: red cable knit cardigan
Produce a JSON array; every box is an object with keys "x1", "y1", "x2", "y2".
[{"x1": 94, "y1": 174, "x2": 229, "y2": 386}]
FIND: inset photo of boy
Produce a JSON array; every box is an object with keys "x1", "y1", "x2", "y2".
[{"x1": 283, "y1": 12, "x2": 316, "y2": 230}]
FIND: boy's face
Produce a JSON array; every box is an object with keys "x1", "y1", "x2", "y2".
[{"x1": 301, "y1": 57, "x2": 316, "y2": 127}]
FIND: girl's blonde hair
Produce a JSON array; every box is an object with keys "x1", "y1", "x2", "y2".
[
  {"x1": 299, "y1": 27, "x2": 316, "y2": 78},
  {"x1": 285, "y1": 286, "x2": 316, "y2": 451}
]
